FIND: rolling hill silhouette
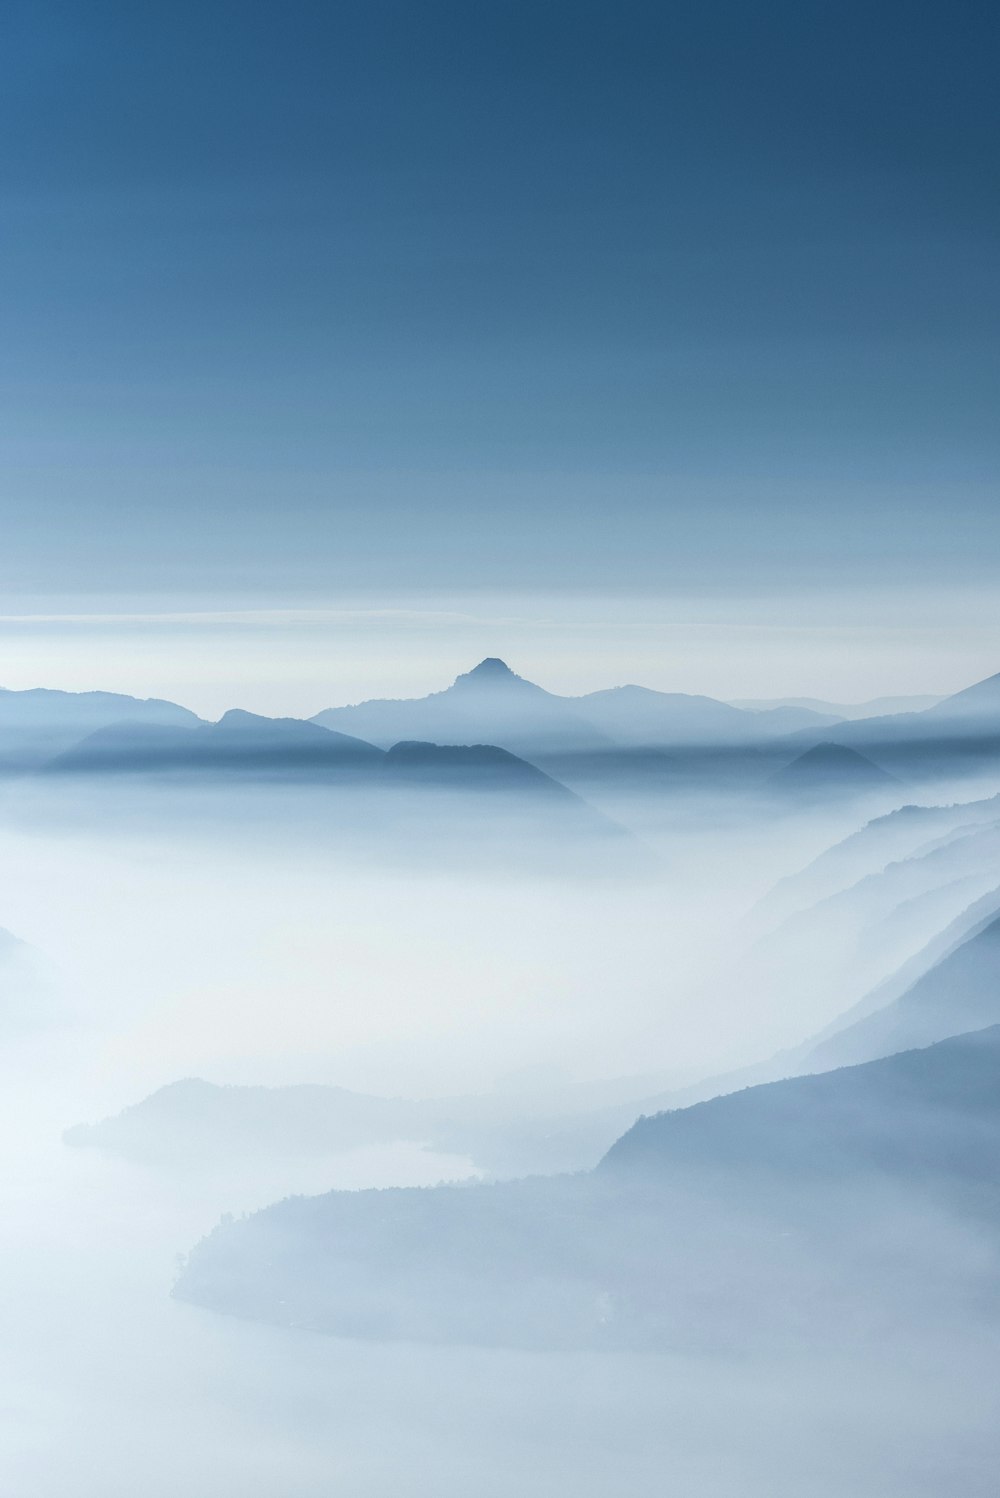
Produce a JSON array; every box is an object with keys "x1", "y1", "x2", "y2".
[
  {"x1": 47, "y1": 710, "x2": 382, "y2": 773},
  {"x1": 768, "y1": 742, "x2": 899, "y2": 797},
  {"x1": 0, "y1": 686, "x2": 201, "y2": 769},
  {"x1": 174, "y1": 1025, "x2": 1000, "y2": 1350}
]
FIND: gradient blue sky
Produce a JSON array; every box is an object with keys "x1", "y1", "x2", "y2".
[{"x1": 1, "y1": 1, "x2": 998, "y2": 707}]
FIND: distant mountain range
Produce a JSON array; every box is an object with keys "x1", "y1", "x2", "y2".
[
  {"x1": 308, "y1": 659, "x2": 1000, "y2": 792},
  {"x1": 47, "y1": 709, "x2": 382, "y2": 774},
  {"x1": 783, "y1": 670, "x2": 1000, "y2": 777},
  {"x1": 311, "y1": 658, "x2": 838, "y2": 756},
  {"x1": 5, "y1": 660, "x2": 1000, "y2": 797},
  {"x1": 0, "y1": 687, "x2": 199, "y2": 769},
  {"x1": 733, "y1": 693, "x2": 943, "y2": 719},
  {"x1": 44, "y1": 706, "x2": 618, "y2": 817}
]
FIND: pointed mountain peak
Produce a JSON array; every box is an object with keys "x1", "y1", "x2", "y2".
[
  {"x1": 468, "y1": 658, "x2": 516, "y2": 678},
  {"x1": 451, "y1": 658, "x2": 531, "y2": 690},
  {"x1": 932, "y1": 669, "x2": 1000, "y2": 717}
]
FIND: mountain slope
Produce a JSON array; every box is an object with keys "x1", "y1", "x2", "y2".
[
  {"x1": 603, "y1": 1023, "x2": 1000, "y2": 1185},
  {"x1": 570, "y1": 684, "x2": 793, "y2": 745},
  {"x1": 46, "y1": 710, "x2": 383, "y2": 774},
  {"x1": 754, "y1": 792, "x2": 1000, "y2": 927},
  {"x1": 784, "y1": 667, "x2": 1000, "y2": 775},
  {"x1": 768, "y1": 742, "x2": 899, "y2": 796},
  {"x1": 313, "y1": 659, "x2": 615, "y2": 757},
  {"x1": 175, "y1": 1026, "x2": 1000, "y2": 1350},
  {"x1": 312, "y1": 658, "x2": 833, "y2": 758},
  {"x1": 798, "y1": 911, "x2": 1000, "y2": 1071},
  {"x1": 0, "y1": 687, "x2": 201, "y2": 769},
  {"x1": 925, "y1": 669, "x2": 1000, "y2": 726},
  {"x1": 555, "y1": 881, "x2": 1000, "y2": 1141}
]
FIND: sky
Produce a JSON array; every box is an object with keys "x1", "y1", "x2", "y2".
[{"x1": 1, "y1": 0, "x2": 998, "y2": 708}]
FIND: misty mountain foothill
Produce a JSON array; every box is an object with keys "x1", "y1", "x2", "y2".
[{"x1": 172, "y1": 1025, "x2": 1000, "y2": 1353}]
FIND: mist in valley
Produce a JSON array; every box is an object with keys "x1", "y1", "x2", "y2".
[{"x1": 2, "y1": 668, "x2": 1000, "y2": 1494}]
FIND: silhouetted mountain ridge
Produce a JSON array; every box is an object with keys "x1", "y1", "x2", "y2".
[{"x1": 312, "y1": 659, "x2": 847, "y2": 756}]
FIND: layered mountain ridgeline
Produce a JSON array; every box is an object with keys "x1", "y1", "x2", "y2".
[
  {"x1": 46, "y1": 710, "x2": 383, "y2": 774},
  {"x1": 39, "y1": 719, "x2": 631, "y2": 867},
  {"x1": 486, "y1": 884, "x2": 1000, "y2": 1163},
  {"x1": 7, "y1": 660, "x2": 1000, "y2": 785},
  {"x1": 44, "y1": 706, "x2": 597, "y2": 803},
  {"x1": 0, "y1": 687, "x2": 201, "y2": 770},
  {"x1": 566, "y1": 684, "x2": 837, "y2": 746},
  {"x1": 557, "y1": 877, "x2": 1000, "y2": 1134},
  {"x1": 733, "y1": 693, "x2": 943, "y2": 719},
  {"x1": 311, "y1": 658, "x2": 839, "y2": 758},
  {"x1": 174, "y1": 1026, "x2": 1000, "y2": 1351},
  {"x1": 779, "y1": 670, "x2": 1000, "y2": 780},
  {"x1": 754, "y1": 791, "x2": 1000, "y2": 927},
  {"x1": 304, "y1": 657, "x2": 1000, "y2": 810},
  {"x1": 743, "y1": 813, "x2": 1000, "y2": 1026},
  {"x1": 795, "y1": 885, "x2": 1000, "y2": 1043},
  {"x1": 312, "y1": 659, "x2": 1000, "y2": 779},
  {"x1": 9, "y1": 661, "x2": 1000, "y2": 811},
  {"x1": 797, "y1": 909, "x2": 1000, "y2": 1071}
]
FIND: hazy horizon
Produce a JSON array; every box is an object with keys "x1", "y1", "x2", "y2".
[{"x1": 1, "y1": 585, "x2": 996, "y2": 719}]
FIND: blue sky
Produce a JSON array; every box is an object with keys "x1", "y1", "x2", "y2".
[{"x1": 0, "y1": 1, "x2": 997, "y2": 704}]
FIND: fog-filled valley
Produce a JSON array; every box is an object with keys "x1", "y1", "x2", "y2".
[
  {"x1": 7, "y1": 0, "x2": 1000, "y2": 1481},
  {"x1": 1, "y1": 658, "x2": 1000, "y2": 1493}
]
